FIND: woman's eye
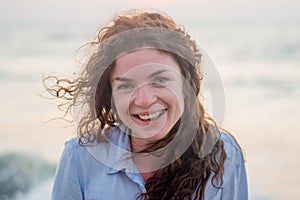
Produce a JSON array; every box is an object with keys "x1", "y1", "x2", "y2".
[
  {"x1": 116, "y1": 83, "x2": 133, "y2": 91},
  {"x1": 153, "y1": 77, "x2": 169, "y2": 85}
]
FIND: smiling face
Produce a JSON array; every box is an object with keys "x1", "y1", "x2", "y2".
[{"x1": 110, "y1": 49, "x2": 184, "y2": 147}]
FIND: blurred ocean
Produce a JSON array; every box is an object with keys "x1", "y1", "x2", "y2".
[{"x1": 0, "y1": 20, "x2": 299, "y2": 199}]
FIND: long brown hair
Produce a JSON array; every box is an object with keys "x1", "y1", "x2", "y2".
[{"x1": 45, "y1": 10, "x2": 227, "y2": 200}]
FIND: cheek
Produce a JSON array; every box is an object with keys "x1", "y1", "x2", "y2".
[
  {"x1": 165, "y1": 86, "x2": 185, "y2": 115},
  {"x1": 112, "y1": 94, "x2": 130, "y2": 116},
  {"x1": 173, "y1": 94, "x2": 185, "y2": 118}
]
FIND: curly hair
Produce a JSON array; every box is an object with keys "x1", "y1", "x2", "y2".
[{"x1": 46, "y1": 10, "x2": 227, "y2": 200}]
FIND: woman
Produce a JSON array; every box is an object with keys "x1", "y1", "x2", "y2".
[{"x1": 50, "y1": 10, "x2": 248, "y2": 200}]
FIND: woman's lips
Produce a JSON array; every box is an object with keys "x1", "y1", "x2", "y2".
[{"x1": 132, "y1": 109, "x2": 167, "y2": 122}]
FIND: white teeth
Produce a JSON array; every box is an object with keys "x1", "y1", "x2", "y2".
[{"x1": 138, "y1": 110, "x2": 164, "y2": 120}]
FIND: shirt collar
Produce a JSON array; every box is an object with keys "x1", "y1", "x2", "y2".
[
  {"x1": 84, "y1": 125, "x2": 137, "y2": 174},
  {"x1": 104, "y1": 126, "x2": 138, "y2": 174}
]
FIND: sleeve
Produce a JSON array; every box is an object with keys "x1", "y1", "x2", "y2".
[
  {"x1": 51, "y1": 140, "x2": 84, "y2": 200},
  {"x1": 222, "y1": 143, "x2": 248, "y2": 200}
]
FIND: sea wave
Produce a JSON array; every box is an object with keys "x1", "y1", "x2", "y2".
[{"x1": 0, "y1": 153, "x2": 55, "y2": 200}]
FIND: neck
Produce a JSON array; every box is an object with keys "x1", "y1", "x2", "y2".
[
  {"x1": 132, "y1": 154, "x2": 156, "y2": 182},
  {"x1": 141, "y1": 171, "x2": 155, "y2": 182},
  {"x1": 130, "y1": 136, "x2": 158, "y2": 182},
  {"x1": 130, "y1": 136, "x2": 149, "y2": 153}
]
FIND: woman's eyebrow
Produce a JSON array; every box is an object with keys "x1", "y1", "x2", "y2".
[
  {"x1": 147, "y1": 69, "x2": 169, "y2": 79},
  {"x1": 113, "y1": 69, "x2": 170, "y2": 83},
  {"x1": 114, "y1": 77, "x2": 133, "y2": 82}
]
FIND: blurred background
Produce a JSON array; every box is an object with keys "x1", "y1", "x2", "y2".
[{"x1": 0, "y1": 0, "x2": 299, "y2": 199}]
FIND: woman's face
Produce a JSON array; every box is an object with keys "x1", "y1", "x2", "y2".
[{"x1": 110, "y1": 49, "x2": 184, "y2": 143}]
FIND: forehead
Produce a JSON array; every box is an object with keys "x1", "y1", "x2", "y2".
[{"x1": 111, "y1": 49, "x2": 181, "y2": 79}]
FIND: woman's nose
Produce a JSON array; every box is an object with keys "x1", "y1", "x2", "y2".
[{"x1": 132, "y1": 84, "x2": 157, "y2": 107}]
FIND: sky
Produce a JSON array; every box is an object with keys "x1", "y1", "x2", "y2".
[{"x1": 1, "y1": 0, "x2": 300, "y2": 26}]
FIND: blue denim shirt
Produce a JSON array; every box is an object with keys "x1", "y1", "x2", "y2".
[{"x1": 52, "y1": 127, "x2": 248, "y2": 200}]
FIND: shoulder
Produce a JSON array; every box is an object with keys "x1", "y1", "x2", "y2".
[
  {"x1": 219, "y1": 131, "x2": 246, "y2": 178},
  {"x1": 59, "y1": 137, "x2": 86, "y2": 161},
  {"x1": 59, "y1": 136, "x2": 103, "y2": 168},
  {"x1": 218, "y1": 132, "x2": 248, "y2": 198},
  {"x1": 62, "y1": 134, "x2": 110, "y2": 155},
  {"x1": 57, "y1": 137, "x2": 84, "y2": 170},
  {"x1": 56, "y1": 136, "x2": 110, "y2": 182},
  {"x1": 52, "y1": 137, "x2": 85, "y2": 199},
  {"x1": 61, "y1": 136, "x2": 109, "y2": 162},
  {"x1": 60, "y1": 130, "x2": 123, "y2": 170},
  {"x1": 219, "y1": 132, "x2": 245, "y2": 170},
  {"x1": 219, "y1": 132, "x2": 242, "y2": 155},
  {"x1": 64, "y1": 137, "x2": 81, "y2": 151}
]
